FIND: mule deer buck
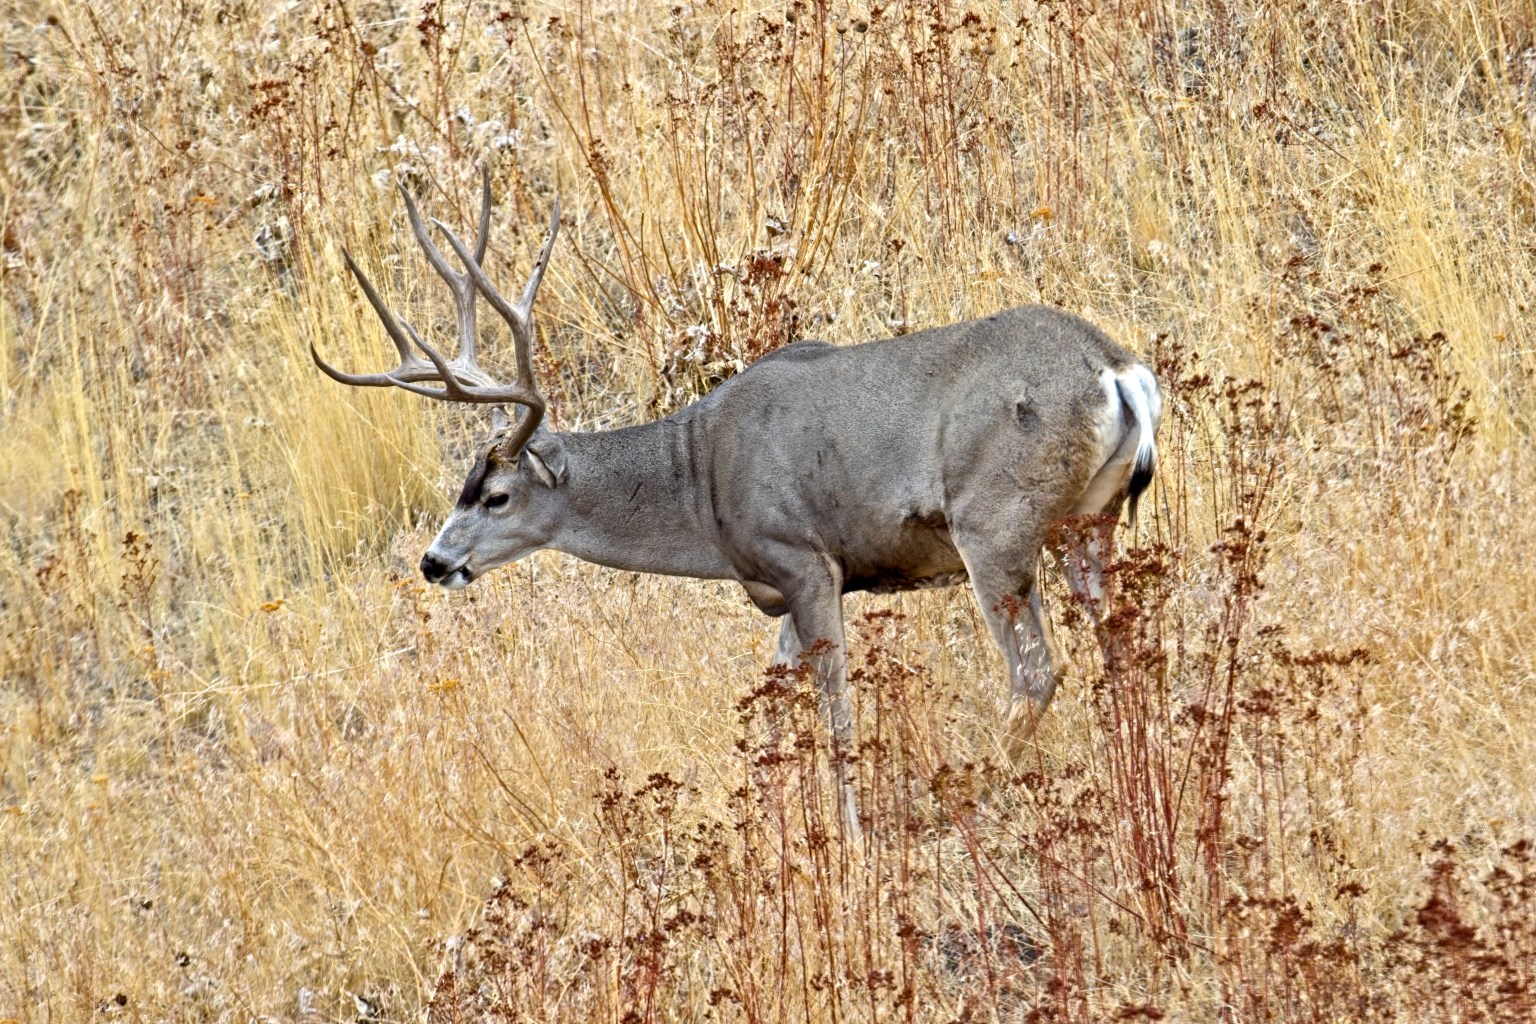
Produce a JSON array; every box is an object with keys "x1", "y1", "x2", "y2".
[{"x1": 313, "y1": 175, "x2": 1162, "y2": 832}]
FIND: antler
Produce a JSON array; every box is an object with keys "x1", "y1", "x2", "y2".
[{"x1": 312, "y1": 169, "x2": 560, "y2": 455}]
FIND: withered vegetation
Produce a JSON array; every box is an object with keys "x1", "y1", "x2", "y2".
[{"x1": 3, "y1": 1, "x2": 1535, "y2": 1020}]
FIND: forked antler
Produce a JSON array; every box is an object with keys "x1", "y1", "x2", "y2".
[{"x1": 312, "y1": 169, "x2": 561, "y2": 455}]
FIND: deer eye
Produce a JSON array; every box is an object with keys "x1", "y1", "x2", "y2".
[{"x1": 483, "y1": 493, "x2": 510, "y2": 510}]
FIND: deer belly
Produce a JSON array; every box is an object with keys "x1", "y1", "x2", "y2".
[
  {"x1": 856, "y1": 569, "x2": 969, "y2": 596},
  {"x1": 841, "y1": 517, "x2": 965, "y2": 595}
]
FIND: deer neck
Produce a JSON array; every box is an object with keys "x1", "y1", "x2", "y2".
[{"x1": 546, "y1": 420, "x2": 733, "y2": 581}]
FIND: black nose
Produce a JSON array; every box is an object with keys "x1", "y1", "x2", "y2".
[{"x1": 420, "y1": 552, "x2": 449, "y2": 582}]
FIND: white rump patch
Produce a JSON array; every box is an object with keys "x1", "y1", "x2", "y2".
[{"x1": 1072, "y1": 364, "x2": 1162, "y2": 516}]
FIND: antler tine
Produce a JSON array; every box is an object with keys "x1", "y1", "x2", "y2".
[
  {"x1": 472, "y1": 167, "x2": 493, "y2": 267},
  {"x1": 340, "y1": 247, "x2": 414, "y2": 364},
  {"x1": 514, "y1": 200, "x2": 560, "y2": 388},
  {"x1": 432, "y1": 205, "x2": 559, "y2": 454},
  {"x1": 310, "y1": 247, "x2": 444, "y2": 388},
  {"x1": 517, "y1": 200, "x2": 561, "y2": 319},
  {"x1": 430, "y1": 214, "x2": 551, "y2": 453},
  {"x1": 396, "y1": 180, "x2": 497, "y2": 380},
  {"x1": 433, "y1": 199, "x2": 559, "y2": 398}
]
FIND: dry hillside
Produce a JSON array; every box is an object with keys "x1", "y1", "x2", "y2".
[{"x1": 3, "y1": 0, "x2": 1536, "y2": 1020}]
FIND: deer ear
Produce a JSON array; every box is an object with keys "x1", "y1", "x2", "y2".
[
  {"x1": 522, "y1": 430, "x2": 568, "y2": 488},
  {"x1": 490, "y1": 407, "x2": 513, "y2": 433}
]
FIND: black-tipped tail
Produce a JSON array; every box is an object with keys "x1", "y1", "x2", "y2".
[
  {"x1": 1115, "y1": 365, "x2": 1161, "y2": 527},
  {"x1": 1126, "y1": 452, "x2": 1155, "y2": 525}
]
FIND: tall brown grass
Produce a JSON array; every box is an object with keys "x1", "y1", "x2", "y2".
[{"x1": 3, "y1": 0, "x2": 1535, "y2": 1019}]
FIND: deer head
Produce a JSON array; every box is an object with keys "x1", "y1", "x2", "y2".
[{"x1": 312, "y1": 172, "x2": 563, "y2": 588}]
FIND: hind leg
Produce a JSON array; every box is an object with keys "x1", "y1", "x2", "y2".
[
  {"x1": 953, "y1": 529, "x2": 1064, "y2": 763},
  {"x1": 1052, "y1": 492, "x2": 1135, "y2": 678},
  {"x1": 1051, "y1": 511, "x2": 1116, "y2": 616}
]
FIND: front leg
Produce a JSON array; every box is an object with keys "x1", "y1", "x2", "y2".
[
  {"x1": 772, "y1": 615, "x2": 803, "y2": 669},
  {"x1": 780, "y1": 570, "x2": 860, "y2": 840}
]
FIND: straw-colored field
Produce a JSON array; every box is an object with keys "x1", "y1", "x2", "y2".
[{"x1": 4, "y1": 1, "x2": 1535, "y2": 1019}]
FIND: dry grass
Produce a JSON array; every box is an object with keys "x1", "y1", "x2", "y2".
[{"x1": 4, "y1": 0, "x2": 1536, "y2": 1020}]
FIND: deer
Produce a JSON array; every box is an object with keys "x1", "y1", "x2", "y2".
[{"x1": 312, "y1": 174, "x2": 1162, "y2": 835}]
